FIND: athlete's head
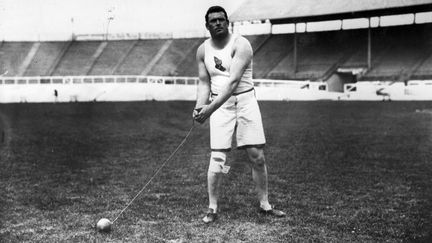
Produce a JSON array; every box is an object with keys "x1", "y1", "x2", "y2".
[{"x1": 205, "y1": 6, "x2": 229, "y2": 40}]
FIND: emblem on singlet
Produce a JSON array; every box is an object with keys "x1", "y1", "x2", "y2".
[{"x1": 213, "y1": 56, "x2": 226, "y2": 72}]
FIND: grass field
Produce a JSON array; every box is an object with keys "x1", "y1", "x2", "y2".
[{"x1": 1, "y1": 101, "x2": 432, "y2": 242}]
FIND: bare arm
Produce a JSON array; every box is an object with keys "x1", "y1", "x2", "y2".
[
  {"x1": 195, "y1": 37, "x2": 253, "y2": 123},
  {"x1": 193, "y1": 44, "x2": 211, "y2": 116}
]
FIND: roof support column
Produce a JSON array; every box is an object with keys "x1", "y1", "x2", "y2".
[
  {"x1": 367, "y1": 18, "x2": 372, "y2": 69},
  {"x1": 293, "y1": 23, "x2": 298, "y2": 73}
]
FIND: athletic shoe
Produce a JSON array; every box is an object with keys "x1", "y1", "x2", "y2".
[
  {"x1": 202, "y1": 208, "x2": 217, "y2": 224},
  {"x1": 259, "y1": 206, "x2": 286, "y2": 217}
]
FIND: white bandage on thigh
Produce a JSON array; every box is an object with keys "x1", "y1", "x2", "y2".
[{"x1": 208, "y1": 151, "x2": 230, "y2": 174}]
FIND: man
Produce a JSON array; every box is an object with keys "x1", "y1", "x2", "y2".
[
  {"x1": 193, "y1": 6, "x2": 285, "y2": 224},
  {"x1": 54, "y1": 89, "x2": 58, "y2": 103}
]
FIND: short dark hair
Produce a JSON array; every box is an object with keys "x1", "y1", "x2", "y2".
[{"x1": 205, "y1": 6, "x2": 228, "y2": 23}]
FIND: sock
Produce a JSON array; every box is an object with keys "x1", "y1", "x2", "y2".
[
  {"x1": 260, "y1": 201, "x2": 272, "y2": 211},
  {"x1": 209, "y1": 204, "x2": 217, "y2": 213}
]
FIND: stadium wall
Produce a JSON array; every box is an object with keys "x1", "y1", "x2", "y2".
[
  {"x1": 341, "y1": 80, "x2": 432, "y2": 100},
  {"x1": 1, "y1": 76, "x2": 432, "y2": 103}
]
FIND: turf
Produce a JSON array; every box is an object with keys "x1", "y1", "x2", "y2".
[{"x1": 0, "y1": 101, "x2": 432, "y2": 242}]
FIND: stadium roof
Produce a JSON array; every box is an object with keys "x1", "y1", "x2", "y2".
[{"x1": 230, "y1": 0, "x2": 432, "y2": 23}]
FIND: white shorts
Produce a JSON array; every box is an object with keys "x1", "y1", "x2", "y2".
[{"x1": 210, "y1": 89, "x2": 266, "y2": 150}]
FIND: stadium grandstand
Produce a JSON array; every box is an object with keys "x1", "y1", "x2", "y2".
[{"x1": 1, "y1": 0, "x2": 432, "y2": 102}]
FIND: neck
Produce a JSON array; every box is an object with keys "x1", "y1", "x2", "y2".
[{"x1": 211, "y1": 33, "x2": 231, "y2": 49}]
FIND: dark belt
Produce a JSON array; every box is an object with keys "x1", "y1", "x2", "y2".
[{"x1": 211, "y1": 88, "x2": 254, "y2": 96}]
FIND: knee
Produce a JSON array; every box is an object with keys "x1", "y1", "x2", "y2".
[
  {"x1": 208, "y1": 151, "x2": 230, "y2": 174},
  {"x1": 248, "y1": 149, "x2": 266, "y2": 169}
]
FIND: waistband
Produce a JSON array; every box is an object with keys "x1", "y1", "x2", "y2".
[{"x1": 211, "y1": 87, "x2": 254, "y2": 96}]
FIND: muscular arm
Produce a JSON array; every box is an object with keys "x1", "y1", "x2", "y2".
[
  {"x1": 194, "y1": 36, "x2": 253, "y2": 123},
  {"x1": 193, "y1": 44, "x2": 211, "y2": 114}
]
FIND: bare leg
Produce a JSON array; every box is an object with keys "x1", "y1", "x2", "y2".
[
  {"x1": 246, "y1": 147, "x2": 286, "y2": 217},
  {"x1": 246, "y1": 147, "x2": 270, "y2": 208},
  {"x1": 203, "y1": 152, "x2": 228, "y2": 223},
  {"x1": 207, "y1": 170, "x2": 223, "y2": 211}
]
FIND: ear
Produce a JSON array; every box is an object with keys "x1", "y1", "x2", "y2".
[{"x1": 205, "y1": 22, "x2": 210, "y2": 30}]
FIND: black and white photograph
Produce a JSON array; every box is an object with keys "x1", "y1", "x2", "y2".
[{"x1": 1, "y1": 0, "x2": 432, "y2": 241}]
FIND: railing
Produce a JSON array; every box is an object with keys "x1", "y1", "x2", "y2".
[
  {"x1": 0, "y1": 75, "x2": 200, "y2": 86},
  {"x1": 2, "y1": 75, "x2": 431, "y2": 101},
  {"x1": 341, "y1": 80, "x2": 432, "y2": 100},
  {"x1": 0, "y1": 75, "x2": 314, "y2": 87},
  {"x1": 0, "y1": 75, "x2": 325, "y2": 103}
]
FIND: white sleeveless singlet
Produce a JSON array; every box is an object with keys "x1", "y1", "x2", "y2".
[{"x1": 204, "y1": 34, "x2": 253, "y2": 94}]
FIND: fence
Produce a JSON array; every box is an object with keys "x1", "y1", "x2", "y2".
[
  {"x1": 0, "y1": 75, "x2": 324, "y2": 103},
  {"x1": 1, "y1": 75, "x2": 431, "y2": 103},
  {"x1": 342, "y1": 80, "x2": 432, "y2": 100}
]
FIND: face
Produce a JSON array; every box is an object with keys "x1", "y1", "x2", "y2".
[{"x1": 206, "y1": 12, "x2": 229, "y2": 39}]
